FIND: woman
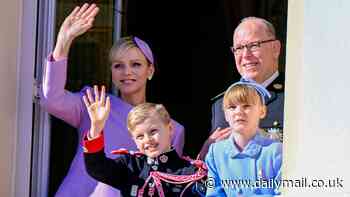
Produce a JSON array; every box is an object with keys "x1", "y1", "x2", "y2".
[{"x1": 41, "y1": 3, "x2": 185, "y2": 197}]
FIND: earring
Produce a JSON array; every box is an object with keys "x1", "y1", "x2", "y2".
[{"x1": 148, "y1": 75, "x2": 153, "y2": 80}]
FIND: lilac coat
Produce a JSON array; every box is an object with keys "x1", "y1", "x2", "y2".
[{"x1": 41, "y1": 55, "x2": 185, "y2": 197}]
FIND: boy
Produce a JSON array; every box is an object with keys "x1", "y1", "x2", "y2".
[
  {"x1": 205, "y1": 80, "x2": 282, "y2": 196},
  {"x1": 82, "y1": 86, "x2": 206, "y2": 197}
]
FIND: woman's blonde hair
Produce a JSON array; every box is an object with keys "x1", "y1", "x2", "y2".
[
  {"x1": 127, "y1": 103, "x2": 171, "y2": 132},
  {"x1": 109, "y1": 37, "x2": 138, "y2": 63},
  {"x1": 109, "y1": 36, "x2": 154, "y2": 65}
]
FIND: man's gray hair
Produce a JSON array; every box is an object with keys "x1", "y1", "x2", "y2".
[{"x1": 235, "y1": 17, "x2": 276, "y2": 38}]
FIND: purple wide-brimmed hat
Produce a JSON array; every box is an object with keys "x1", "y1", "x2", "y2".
[{"x1": 133, "y1": 36, "x2": 154, "y2": 65}]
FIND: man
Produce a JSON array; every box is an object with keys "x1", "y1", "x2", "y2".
[{"x1": 211, "y1": 17, "x2": 284, "y2": 140}]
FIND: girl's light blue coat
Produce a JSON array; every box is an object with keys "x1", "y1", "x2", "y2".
[{"x1": 205, "y1": 132, "x2": 282, "y2": 197}]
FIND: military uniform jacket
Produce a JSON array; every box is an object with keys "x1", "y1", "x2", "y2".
[
  {"x1": 211, "y1": 73, "x2": 285, "y2": 132},
  {"x1": 83, "y1": 133, "x2": 206, "y2": 197}
]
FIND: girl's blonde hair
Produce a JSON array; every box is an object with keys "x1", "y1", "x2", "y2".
[{"x1": 223, "y1": 84, "x2": 264, "y2": 109}]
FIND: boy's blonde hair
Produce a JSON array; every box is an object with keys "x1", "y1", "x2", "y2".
[
  {"x1": 127, "y1": 103, "x2": 171, "y2": 132},
  {"x1": 223, "y1": 84, "x2": 264, "y2": 109}
]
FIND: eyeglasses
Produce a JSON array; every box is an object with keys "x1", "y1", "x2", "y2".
[{"x1": 231, "y1": 39, "x2": 276, "y2": 55}]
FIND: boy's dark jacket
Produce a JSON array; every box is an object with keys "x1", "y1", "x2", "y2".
[{"x1": 83, "y1": 136, "x2": 206, "y2": 197}]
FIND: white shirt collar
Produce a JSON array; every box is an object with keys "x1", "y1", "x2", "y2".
[{"x1": 261, "y1": 71, "x2": 279, "y2": 88}]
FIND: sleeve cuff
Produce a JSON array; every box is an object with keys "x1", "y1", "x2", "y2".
[
  {"x1": 82, "y1": 130, "x2": 104, "y2": 153},
  {"x1": 47, "y1": 53, "x2": 68, "y2": 62}
]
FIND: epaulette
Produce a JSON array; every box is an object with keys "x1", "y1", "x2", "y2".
[
  {"x1": 269, "y1": 83, "x2": 284, "y2": 92},
  {"x1": 210, "y1": 91, "x2": 225, "y2": 102},
  {"x1": 267, "y1": 72, "x2": 285, "y2": 93},
  {"x1": 182, "y1": 156, "x2": 207, "y2": 170}
]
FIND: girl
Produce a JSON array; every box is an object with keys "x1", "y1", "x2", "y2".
[{"x1": 205, "y1": 80, "x2": 282, "y2": 196}]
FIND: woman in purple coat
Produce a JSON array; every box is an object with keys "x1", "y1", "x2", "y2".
[{"x1": 40, "y1": 3, "x2": 185, "y2": 197}]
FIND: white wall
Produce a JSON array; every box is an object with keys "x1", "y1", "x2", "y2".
[
  {"x1": 0, "y1": 0, "x2": 21, "y2": 196},
  {"x1": 284, "y1": 0, "x2": 350, "y2": 196}
]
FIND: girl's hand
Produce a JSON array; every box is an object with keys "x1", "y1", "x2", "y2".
[
  {"x1": 53, "y1": 3, "x2": 99, "y2": 60},
  {"x1": 83, "y1": 85, "x2": 110, "y2": 139}
]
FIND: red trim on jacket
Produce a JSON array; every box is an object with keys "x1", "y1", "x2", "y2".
[{"x1": 82, "y1": 130, "x2": 104, "y2": 153}]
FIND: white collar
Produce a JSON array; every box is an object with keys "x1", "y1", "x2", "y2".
[{"x1": 261, "y1": 71, "x2": 279, "y2": 88}]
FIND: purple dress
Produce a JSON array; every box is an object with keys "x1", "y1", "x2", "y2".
[{"x1": 40, "y1": 55, "x2": 185, "y2": 197}]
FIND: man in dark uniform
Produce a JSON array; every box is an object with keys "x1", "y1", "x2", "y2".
[{"x1": 211, "y1": 17, "x2": 284, "y2": 141}]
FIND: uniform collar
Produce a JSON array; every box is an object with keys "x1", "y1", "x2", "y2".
[
  {"x1": 226, "y1": 132, "x2": 266, "y2": 159},
  {"x1": 261, "y1": 71, "x2": 279, "y2": 88},
  {"x1": 145, "y1": 148, "x2": 179, "y2": 166}
]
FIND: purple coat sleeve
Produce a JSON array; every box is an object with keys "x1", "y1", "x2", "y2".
[
  {"x1": 171, "y1": 120, "x2": 185, "y2": 156},
  {"x1": 40, "y1": 54, "x2": 83, "y2": 128}
]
